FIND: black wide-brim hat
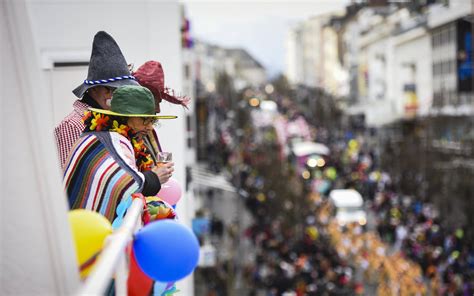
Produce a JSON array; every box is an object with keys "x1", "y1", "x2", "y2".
[{"x1": 73, "y1": 31, "x2": 138, "y2": 98}]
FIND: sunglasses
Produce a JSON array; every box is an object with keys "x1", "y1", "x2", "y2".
[{"x1": 142, "y1": 118, "x2": 160, "y2": 126}]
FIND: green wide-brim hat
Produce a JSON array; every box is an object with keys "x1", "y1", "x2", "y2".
[{"x1": 89, "y1": 85, "x2": 177, "y2": 119}]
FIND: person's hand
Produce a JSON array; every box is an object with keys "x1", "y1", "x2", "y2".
[{"x1": 151, "y1": 162, "x2": 174, "y2": 185}]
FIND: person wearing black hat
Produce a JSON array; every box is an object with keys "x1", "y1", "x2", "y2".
[{"x1": 54, "y1": 31, "x2": 139, "y2": 170}]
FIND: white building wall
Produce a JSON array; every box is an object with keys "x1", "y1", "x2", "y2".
[
  {"x1": 2, "y1": 1, "x2": 80, "y2": 294},
  {"x1": 240, "y1": 68, "x2": 267, "y2": 88},
  {"x1": 355, "y1": 13, "x2": 393, "y2": 127},
  {"x1": 352, "y1": 8, "x2": 425, "y2": 127},
  {"x1": 183, "y1": 47, "x2": 197, "y2": 166},
  {"x1": 301, "y1": 20, "x2": 317, "y2": 87},
  {"x1": 224, "y1": 55, "x2": 237, "y2": 77},
  {"x1": 394, "y1": 29, "x2": 433, "y2": 117},
  {"x1": 322, "y1": 26, "x2": 340, "y2": 95},
  {"x1": 342, "y1": 18, "x2": 364, "y2": 106},
  {"x1": 303, "y1": 17, "x2": 326, "y2": 87},
  {"x1": 363, "y1": 37, "x2": 397, "y2": 127},
  {"x1": 342, "y1": 21, "x2": 361, "y2": 71},
  {"x1": 428, "y1": 0, "x2": 473, "y2": 29},
  {"x1": 286, "y1": 28, "x2": 302, "y2": 85},
  {"x1": 286, "y1": 15, "x2": 329, "y2": 87}
]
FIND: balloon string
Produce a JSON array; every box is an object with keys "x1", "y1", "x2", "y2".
[{"x1": 79, "y1": 250, "x2": 101, "y2": 272}]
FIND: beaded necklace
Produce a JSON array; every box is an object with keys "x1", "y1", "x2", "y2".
[{"x1": 83, "y1": 111, "x2": 154, "y2": 171}]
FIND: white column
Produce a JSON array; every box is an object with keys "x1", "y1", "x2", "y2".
[{"x1": 1, "y1": 0, "x2": 80, "y2": 295}]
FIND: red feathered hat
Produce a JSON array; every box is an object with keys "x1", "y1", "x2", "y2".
[{"x1": 133, "y1": 61, "x2": 190, "y2": 108}]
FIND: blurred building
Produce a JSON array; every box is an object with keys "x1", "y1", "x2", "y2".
[
  {"x1": 193, "y1": 40, "x2": 227, "y2": 93},
  {"x1": 428, "y1": 1, "x2": 474, "y2": 115},
  {"x1": 329, "y1": 4, "x2": 366, "y2": 109},
  {"x1": 339, "y1": 2, "x2": 471, "y2": 127},
  {"x1": 322, "y1": 23, "x2": 350, "y2": 98},
  {"x1": 392, "y1": 12, "x2": 432, "y2": 119},
  {"x1": 337, "y1": 6, "x2": 431, "y2": 126},
  {"x1": 226, "y1": 48, "x2": 267, "y2": 90},
  {"x1": 349, "y1": 0, "x2": 474, "y2": 229},
  {"x1": 181, "y1": 8, "x2": 198, "y2": 167},
  {"x1": 286, "y1": 25, "x2": 304, "y2": 86},
  {"x1": 356, "y1": 7, "x2": 434, "y2": 126},
  {"x1": 286, "y1": 13, "x2": 333, "y2": 88},
  {"x1": 286, "y1": 11, "x2": 349, "y2": 101},
  {"x1": 192, "y1": 39, "x2": 266, "y2": 163},
  {"x1": 193, "y1": 40, "x2": 266, "y2": 93},
  {"x1": 355, "y1": 7, "x2": 405, "y2": 127}
]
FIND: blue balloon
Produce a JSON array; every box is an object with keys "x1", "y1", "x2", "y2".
[{"x1": 133, "y1": 220, "x2": 200, "y2": 282}]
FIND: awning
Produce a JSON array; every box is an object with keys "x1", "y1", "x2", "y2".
[
  {"x1": 291, "y1": 141, "x2": 330, "y2": 157},
  {"x1": 189, "y1": 165, "x2": 237, "y2": 193}
]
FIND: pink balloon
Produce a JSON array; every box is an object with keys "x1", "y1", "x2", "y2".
[{"x1": 157, "y1": 178, "x2": 182, "y2": 205}]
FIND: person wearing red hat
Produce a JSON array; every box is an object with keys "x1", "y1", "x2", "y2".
[
  {"x1": 128, "y1": 61, "x2": 190, "y2": 296},
  {"x1": 133, "y1": 60, "x2": 190, "y2": 112},
  {"x1": 132, "y1": 60, "x2": 190, "y2": 165}
]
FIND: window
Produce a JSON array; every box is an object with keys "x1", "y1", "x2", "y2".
[
  {"x1": 449, "y1": 26, "x2": 455, "y2": 43},
  {"x1": 464, "y1": 94, "x2": 474, "y2": 104},
  {"x1": 433, "y1": 32, "x2": 439, "y2": 47},
  {"x1": 451, "y1": 60, "x2": 456, "y2": 74},
  {"x1": 184, "y1": 64, "x2": 190, "y2": 79},
  {"x1": 53, "y1": 61, "x2": 89, "y2": 67},
  {"x1": 452, "y1": 91, "x2": 459, "y2": 106},
  {"x1": 433, "y1": 92, "x2": 439, "y2": 106},
  {"x1": 442, "y1": 61, "x2": 448, "y2": 75},
  {"x1": 433, "y1": 62, "x2": 439, "y2": 75},
  {"x1": 186, "y1": 115, "x2": 192, "y2": 132}
]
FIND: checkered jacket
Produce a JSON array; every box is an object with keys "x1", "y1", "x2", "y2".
[{"x1": 54, "y1": 100, "x2": 89, "y2": 170}]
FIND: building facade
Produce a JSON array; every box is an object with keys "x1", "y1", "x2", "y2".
[
  {"x1": 429, "y1": 2, "x2": 474, "y2": 115},
  {"x1": 286, "y1": 14, "x2": 333, "y2": 88}
]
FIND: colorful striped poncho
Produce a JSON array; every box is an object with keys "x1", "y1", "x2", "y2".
[{"x1": 63, "y1": 131, "x2": 145, "y2": 222}]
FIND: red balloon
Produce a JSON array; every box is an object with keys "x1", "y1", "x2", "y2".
[{"x1": 127, "y1": 245, "x2": 153, "y2": 296}]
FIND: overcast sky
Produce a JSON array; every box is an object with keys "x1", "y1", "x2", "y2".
[{"x1": 181, "y1": 0, "x2": 350, "y2": 78}]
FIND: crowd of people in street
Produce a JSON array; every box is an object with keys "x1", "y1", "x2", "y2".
[
  {"x1": 373, "y1": 188, "x2": 474, "y2": 294},
  {"x1": 203, "y1": 84, "x2": 474, "y2": 295}
]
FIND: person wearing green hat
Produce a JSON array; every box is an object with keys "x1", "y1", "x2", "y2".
[
  {"x1": 54, "y1": 31, "x2": 140, "y2": 170},
  {"x1": 63, "y1": 85, "x2": 177, "y2": 223}
]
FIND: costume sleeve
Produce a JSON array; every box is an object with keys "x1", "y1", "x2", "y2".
[
  {"x1": 142, "y1": 171, "x2": 161, "y2": 196},
  {"x1": 115, "y1": 134, "x2": 161, "y2": 195},
  {"x1": 54, "y1": 120, "x2": 82, "y2": 171}
]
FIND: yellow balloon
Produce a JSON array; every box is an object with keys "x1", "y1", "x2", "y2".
[
  {"x1": 68, "y1": 209, "x2": 113, "y2": 278},
  {"x1": 348, "y1": 139, "x2": 359, "y2": 151},
  {"x1": 306, "y1": 226, "x2": 319, "y2": 241}
]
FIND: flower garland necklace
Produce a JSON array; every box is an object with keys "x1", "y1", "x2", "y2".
[{"x1": 83, "y1": 111, "x2": 154, "y2": 171}]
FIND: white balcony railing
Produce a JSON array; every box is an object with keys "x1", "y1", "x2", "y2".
[{"x1": 75, "y1": 198, "x2": 144, "y2": 295}]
